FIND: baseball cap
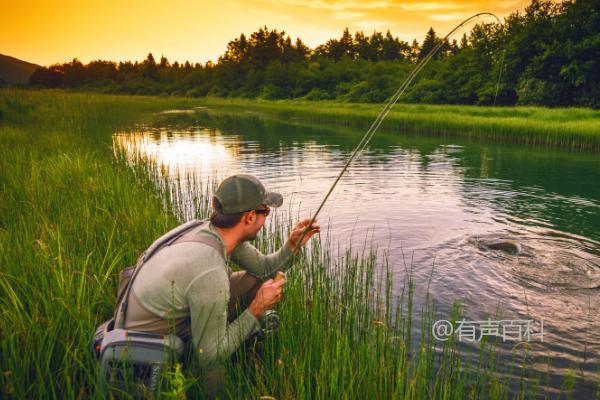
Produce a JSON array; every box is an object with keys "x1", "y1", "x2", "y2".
[{"x1": 213, "y1": 174, "x2": 283, "y2": 214}]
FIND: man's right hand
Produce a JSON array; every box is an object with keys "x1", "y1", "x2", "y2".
[{"x1": 248, "y1": 278, "x2": 286, "y2": 319}]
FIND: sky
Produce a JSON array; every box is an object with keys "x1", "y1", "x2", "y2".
[{"x1": 2, "y1": 0, "x2": 531, "y2": 67}]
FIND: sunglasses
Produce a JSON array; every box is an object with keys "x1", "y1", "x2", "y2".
[{"x1": 254, "y1": 208, "x2": 271, "y2": 216}]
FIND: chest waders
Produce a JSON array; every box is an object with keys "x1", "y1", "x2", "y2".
[{"x1": 92, "y1": 219, "x2": 224, "y2": 397}]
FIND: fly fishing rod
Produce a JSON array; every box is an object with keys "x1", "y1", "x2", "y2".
[{"x1": 292, "y1": 13, "x2": 503, "y2": 253}]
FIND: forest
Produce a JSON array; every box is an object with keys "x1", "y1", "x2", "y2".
[{"x1": 26, "y1": 0, "x2": 599, "y2": 107}]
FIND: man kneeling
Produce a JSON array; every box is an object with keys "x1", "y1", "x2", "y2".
[{"x1": 114, "y1": 174, "x2": 320, "y2": 395}]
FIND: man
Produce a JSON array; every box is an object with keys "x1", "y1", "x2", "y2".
[{"x1": 115, "y1": 174, "x2": 320, "y2": 394}]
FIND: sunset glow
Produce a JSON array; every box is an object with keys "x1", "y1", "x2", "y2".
[{"x1": 2, "y1": 0, "x2": 530, "y2": 66}]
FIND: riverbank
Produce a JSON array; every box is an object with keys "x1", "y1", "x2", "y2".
[
  {"x1": 1, "y1": 89, "x2": 591, "y2": 398},
  {"x1": 0, "y1": 89, "x2": 192, "y2": 398},
  {"x1": 192, "y1": 97, "x2": 600, "y2": 151}
]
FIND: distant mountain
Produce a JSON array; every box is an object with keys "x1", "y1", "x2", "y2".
[{"x1": 0, "y1": 54, "x2": 41, "y2": 85}]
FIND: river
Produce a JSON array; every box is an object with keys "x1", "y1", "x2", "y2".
[{"x1": 113, "y1": 108, "x2": 599, "y2": 397}]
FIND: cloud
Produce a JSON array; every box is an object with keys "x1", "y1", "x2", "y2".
[
  {"x1": 333, "y1": 11, "x2": 366, "y2": 20},
  {"x1": 429, "y1": 12, "x2": 472, "y2": 21},
  {"x1": 224, "y1": 0, "x2": 530, "y2": 54},
  {"x1": 354, "y1": 20, "x2": 390, "y2": 31},
  {"x1": 397, "y1": 2, "x2": 467, "y2": 12},
  {"x1": 260, "y1": 0, "x2": 392, "y2": 11},
  {"x1": 252, "y1": 8, "x2": 294, "y2": 21}
]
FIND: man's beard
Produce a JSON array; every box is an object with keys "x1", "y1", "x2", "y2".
[{"x1": 244, "y1": 229, "x2": 259, "y2": 242}]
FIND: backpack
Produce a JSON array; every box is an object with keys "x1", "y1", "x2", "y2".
[{"x1": 92, "y1": 219, "x2": 224, "y2": 395}]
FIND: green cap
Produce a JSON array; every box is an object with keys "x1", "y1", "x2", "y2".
[{"x1": 214, "y1": 174, "x2": 283, "y2": 214}]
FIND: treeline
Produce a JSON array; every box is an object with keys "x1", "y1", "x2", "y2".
[{"x1": 28, "y1": 0, "x2": 599, "y2": 107}]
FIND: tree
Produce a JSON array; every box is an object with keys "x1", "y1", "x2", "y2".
[
  {"x1": 29, "y1": 66, "x2": 63, "y2": 87},
  {"x1": 419, "y1": 28, "x2": 439, "y2": 60},
  {"x1": 62, "y1": 58, "x2": 85, "y2": 87},
  {"x1": 143, "y1": 53, "x2": 158, "y2": 79},
  {"x1": 315, "y1": 28, "x2": 355, "y2": 61},
  {"x1": 159, "y1": 55, "x2": 170, "y2": 69},
  {"x1": 293, "y1": 38, "x2": 311, "y2": 61},
  {"x1": 381, "y1": 30, "x2": 411, "y2": 61},
  {"x1": 460, "y1": 33, "x2": 469, "y2": 49},
  {"x1": 410, "y1": 39, "x2": 420, "y2": 62},
  {"x1": 354, "y1": 31, "x2": 373, "y2": 60},
  {"x1": 220, "y1": 33, "x2": 248, "y2": 64},
  {"x1": 340, "y1": 28, "x2": 355, "y2": 59}
]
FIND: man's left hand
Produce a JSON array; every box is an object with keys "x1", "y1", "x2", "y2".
[{"x1": 286, "y1": 218, "x2": 321, "y2": 254}]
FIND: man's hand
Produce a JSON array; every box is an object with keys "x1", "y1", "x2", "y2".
[
  {"x1": 248, "y1": 278, "x2": 286, "y2": 319},
  {"x1": 286, "y1": 218, "x2": 321, "y2": 254}
]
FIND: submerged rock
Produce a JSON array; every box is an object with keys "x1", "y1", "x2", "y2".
[
  {"x1": 474, "y1": 236, "x2": 523, "y2": 256},
  {"x1": 482, "y1": 239, "x2": 522, "y2": 255}
]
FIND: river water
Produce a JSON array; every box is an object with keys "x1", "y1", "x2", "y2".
[{"x1": 113, "y1": 109, "x2": 599, "y2": 397}]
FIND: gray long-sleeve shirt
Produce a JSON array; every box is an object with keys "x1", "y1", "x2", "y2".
[{"x1": 127, "y1": 221, "x2": 294, "y2": 368}]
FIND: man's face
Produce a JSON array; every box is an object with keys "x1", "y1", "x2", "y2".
[{"x1": 243, "y1": 206, "x2": 269, "y2": 241}]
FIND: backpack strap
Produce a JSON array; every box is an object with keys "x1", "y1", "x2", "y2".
[
  {"x1": 142, "y1": 219, "x2": 207, "y2": 262},
  {"x1": 116, "y1": 219, "x2": 223, "y2": 329},
  {"x1": 172, "y1": 233, "x2": 226, "y2": 263}
]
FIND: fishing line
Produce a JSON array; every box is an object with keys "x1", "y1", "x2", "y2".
[
  {"x1": 493, "y1": 49, "x2": 506, "y2": 107},
  {"x1": 292, "y1": 12, "x2": 503, "y2": 253}
]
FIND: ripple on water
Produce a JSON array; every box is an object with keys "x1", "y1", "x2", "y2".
[{"x1": 470, "y1": 231, "x2": 600, "y2": 291}]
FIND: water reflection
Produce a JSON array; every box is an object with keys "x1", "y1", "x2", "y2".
[{"x1": 113, "y1": 112, "x2": 599, "y2": 396}]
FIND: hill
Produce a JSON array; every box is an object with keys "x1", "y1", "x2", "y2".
[{"x1": 0, "y1": 54, "x2": 40, "y2": 85}]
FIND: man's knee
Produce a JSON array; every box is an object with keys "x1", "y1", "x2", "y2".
[
  {"x1": 228, "y1": 271, "x2": 262, "y2": 320},
  {"x1": 203, "y1": 364, "x2": 226, "y2": 398}
]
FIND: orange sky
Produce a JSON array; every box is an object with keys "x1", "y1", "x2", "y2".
[{"x1": 1, "y1": 0, "x2": 531, "y2": 66}]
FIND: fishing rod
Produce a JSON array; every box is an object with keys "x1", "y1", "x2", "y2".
[{"x1": 292, "y1": 12, "x2": 503, "y2": 254}]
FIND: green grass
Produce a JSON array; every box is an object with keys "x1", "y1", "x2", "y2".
[
  {"x1": 1, "y1": 89, "x2": 595, "y2": 399},
  {"x1": 0, "y1": 89, "x2": 198, "y2": 398},
  {"x1": 190, "y1": 98, "x2": 600, "y2": 151}
]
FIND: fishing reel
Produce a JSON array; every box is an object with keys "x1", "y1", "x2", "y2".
[{"x1": 258, "y1": 309, "x2": 280, "y2": 338}]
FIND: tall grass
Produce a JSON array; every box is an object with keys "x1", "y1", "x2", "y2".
[
  {"x1": 190, "y1": 98, "x2": 600, "y2": 151},
  {"x1": 0, "y1": 89, "x2": 198, "y2": 398},
  {"x1": 0, "y1": 89, "x2": 593, "y2": 399}
]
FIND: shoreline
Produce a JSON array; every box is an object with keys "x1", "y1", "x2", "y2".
[{"x1": 192, "y1": 97, "x2": 600, "y2": 151}]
